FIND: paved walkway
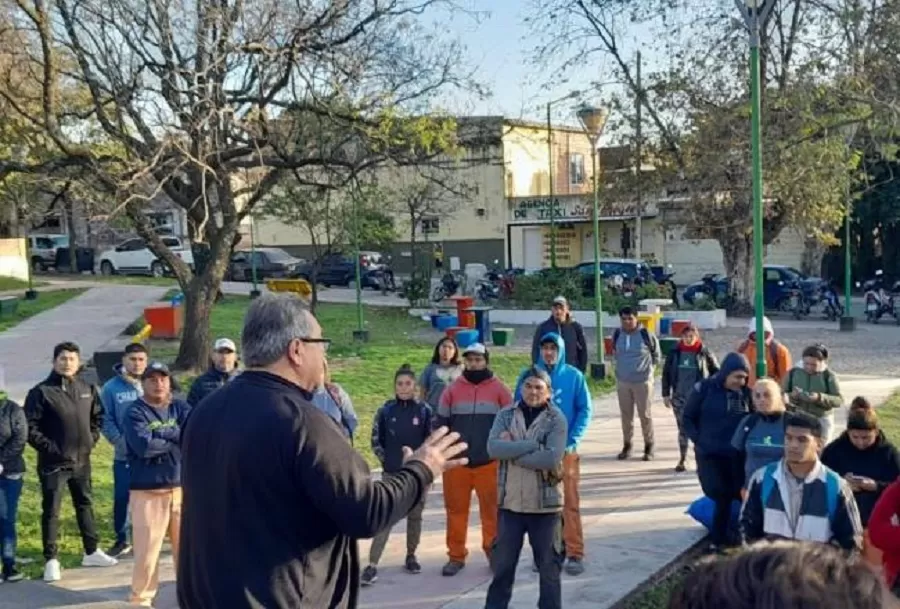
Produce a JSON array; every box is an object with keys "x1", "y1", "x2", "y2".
[
  {"x1": 1, "y1": 286, "x2": 169, "y2": 403},
  {"x1": 27, "y1": 374, "x2": 900, "y2": 609}
]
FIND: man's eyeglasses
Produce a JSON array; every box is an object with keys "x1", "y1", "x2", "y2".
[{"x1": 299, "y1": 337, "x2": 331, "y2": 352}]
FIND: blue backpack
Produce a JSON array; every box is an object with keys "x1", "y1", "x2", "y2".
[{"x1": 760, "y1": 462, "x2": 840, "y2": 520}]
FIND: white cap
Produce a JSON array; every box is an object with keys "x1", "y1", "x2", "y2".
[
  {"x1": 552, "y1": 295, "x2": 568, "y2": 307},
  {"x1": 747, "y1": 316, "x2": 773, "y2": 336},
  {"x1": 462, "y1": 342, "x2": 487, "y2": 356},
  {"x1": 214, "y1": 338, "x2": 237, "y2": 352}
]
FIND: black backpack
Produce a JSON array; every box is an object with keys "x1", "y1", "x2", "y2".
[{"x1": 612, "y1": 327, "x2": 658, "y2": 360}]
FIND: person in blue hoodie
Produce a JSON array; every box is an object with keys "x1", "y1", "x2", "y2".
[
  {"x1": 514, "y1": 332, "x2": 592, "y2": 576},
  {"x1": 124, "y1": 361, "x2": 191, "y2": 607},
  {"x1": 682, "y1": 352, "x2": 752, "y2": 553},
  {"x1": 100, "y1": 342, "x2": 148, "y2": 558}
]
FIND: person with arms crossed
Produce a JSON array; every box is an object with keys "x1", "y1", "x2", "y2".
[
  {"x1": 100, "y1": 342, "x2": 148, "y2": 558},
  {"x1": 26, "y1": 342, "x2": 118, "y2": 582},
  {"x1": 124, "y1": 362, "x2": 191, "y2": 607},
  {"x1": 515, "y1": 332, "x2": 591, "y2": 575},
  {"x1": 485, "y1": 367, "x2": 567, "y2": 609},
  {"x1": 177, "y1": 294, "x2": 468, "y2": 609}
]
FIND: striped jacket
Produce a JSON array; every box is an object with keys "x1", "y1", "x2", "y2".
[
  {"x1": 740, "y1": 459, "x2": 863, "y2": 551},
  {"x1": 436, "y1": 374, "x2": 513, "y2": 468}
]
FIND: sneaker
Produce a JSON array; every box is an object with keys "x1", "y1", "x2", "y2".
[
  {"x1": 82, "y1": 550, "x2": 118, "y2": 568},
  {"x1": 4, "y1": 567, "x2": 24, "y2": 582},
  {"x1": 643, "y1": 444, "x2": 655, "y2": 461},
  {"x1": 442, "y1": 560, "x2": 465, "y2": 576},
  {"x1": 43, "y1": 559, "x2": 61, "y2": 582},
  {"x1": 675, "y1": 460, "x2": 686, "y2": 473},
  {"x1": 404, "y1": 555, "x2": 422, "y2": 574},
  {"x1": 360, "y1": 565, "x2": 378, "y2": 586},
  {"x1": 565, "y1": 557, "x2": 585, "y2": 576},
  {"x1": 617, "y1": 444, "x2": 633, "y2": 460},
  {"x1": 108, "y1": 541, "x2": 132, "y2": 558}
]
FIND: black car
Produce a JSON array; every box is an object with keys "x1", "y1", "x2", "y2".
[
  {"x1": 571, "y1": 258, "x2": 655, "y2": 295},
  {"x1": 227, "y1": 248, "x2": 304, "y2": 282},
  {"x1": 297, "y1": 251, "x2": 384, "y2": 287}
]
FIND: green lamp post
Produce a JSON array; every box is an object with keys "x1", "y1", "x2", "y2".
[
  {"x1": 576, "y1": 103, "x2": 610, "y2": 380},
  {"x1": 737, "y1": 0, "x2": 775, "y2": 379},
  {"x1": 249, "y1": 213, "x2": 261, "y2": 299}
]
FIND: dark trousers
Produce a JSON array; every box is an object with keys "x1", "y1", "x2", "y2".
[
  {"x1": 112, "y1": 460, "x2": 130, "y2": 544},
  {"x1": 696, "y1": 455, "x2": 743, "y2": 547},
  {"x1": 485, "y1": 509, "x2": 564, "y2": 609},
  {"x1": 0, "y1": 477, "x2": 23, "y2": 572},
  {"x1": 39, "y1": 464, "x2": 99, "y2": 560}
]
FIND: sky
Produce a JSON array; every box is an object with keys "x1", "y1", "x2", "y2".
[{"x1": 433, "y1": 0, "x2": 660, "y2": 128}]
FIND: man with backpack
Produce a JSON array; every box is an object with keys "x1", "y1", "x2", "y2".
[
  {"x1": 612, "y1": 306, "x2": 661, "y2": 461},
  {"x1": 736, "y1": 316, "x2": 792, "y2": 387},
  {"x1": 740, "y1": 411, "x2": 862, "y2": 551}
]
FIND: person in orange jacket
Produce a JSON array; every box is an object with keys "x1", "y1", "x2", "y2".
[{"x1": 736, "y1": 316, "x2": 792, "y2": 387}]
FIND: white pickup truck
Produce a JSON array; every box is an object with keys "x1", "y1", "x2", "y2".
[{"x1": 98, "y1": 236, "x2": 195, "y2": 278}]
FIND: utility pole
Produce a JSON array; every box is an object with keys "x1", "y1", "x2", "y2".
[
  {"x1": 547, "y1": 102, "x2": 557, "y2": 268},
  {"x1": 634, "y1": 51, "x2": 643, "y2": 261}
]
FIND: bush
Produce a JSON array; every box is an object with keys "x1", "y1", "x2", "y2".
[
  {"x1": 508, "y1": 270, "x2": 584, "y2": 309},
  {"x1": 401, "y1": 275, "x2": 431, "y2": 307}
]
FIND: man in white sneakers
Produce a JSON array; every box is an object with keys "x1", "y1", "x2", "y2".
[{"x1": 25, "y1": 341, "x2": 118, "y2": 581}]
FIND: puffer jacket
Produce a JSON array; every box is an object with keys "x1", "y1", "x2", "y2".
[{"x1": 0, "y1": 398, "x2": 27, "y2": 475}]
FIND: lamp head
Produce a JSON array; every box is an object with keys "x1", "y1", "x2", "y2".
[{"x1": 576, "y1": 104, "x2": 609, "y2": 140}]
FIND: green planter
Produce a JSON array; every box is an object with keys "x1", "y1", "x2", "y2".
[
  {"x1": 0, "y1": 296, "x2": 19, "y2": 317},
  {"x1": 659, "y1": 337, "x2": 680, "y2": 356},
  {"x1": 492, "y1": 327, "x2": 514, "y2": 347}
]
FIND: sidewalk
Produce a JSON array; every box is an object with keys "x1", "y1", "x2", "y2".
[
  {"x1": 32, "y1": 374, "x2": 900, "y2": 609},
  {"x1": 0, "y1": 286, "x2": 169, "y2": 403}
]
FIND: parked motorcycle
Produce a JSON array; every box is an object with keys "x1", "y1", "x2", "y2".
[
  {"x1": 864, "y1": 270, "x2": 899, "y2": 324},
  {"x1": 789, "y1": 283, "x2": 811, "y2": 320},
  {"x1": 821, "y1": 284, "x2": 843, "y2": 321},
  {"x1": 430, "y1": 271, "x2": 461, "y2": 302}
]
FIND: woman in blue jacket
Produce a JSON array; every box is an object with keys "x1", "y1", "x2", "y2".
[{"x1": 682, "y1": 352, "x2": 752, "y2": 552}]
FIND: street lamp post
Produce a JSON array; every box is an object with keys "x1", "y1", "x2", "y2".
[
  {"x1": 577, "y1": 103, "x2": 610, "y2": 380},
  {"x1": 736, "y1": 0, "x2": 774, "y2": 380},
  {"x1": 351, "y1": 183, "x2": 368, "y2": 343},
  {"x1": 840, "y1": 124, "x2": 859, "y2": 332},
  {"x1": 249, "y1": 213, "x2": 261, "y2": 299},
  {"x1": 547, "y1": 90, "x2": 580, "y2": 269}
]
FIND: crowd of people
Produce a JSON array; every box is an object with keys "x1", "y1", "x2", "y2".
[{"x1": 1, "y1": 291, "x2": 900, "y2": 609}]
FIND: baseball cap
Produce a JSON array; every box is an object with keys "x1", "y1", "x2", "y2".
[
  {"x1": 552, "y1": 295, "x2": 568, "y2": 307},
  {"x1": 214, "y1": 338, "x2": 237, "y2": 352},
  {"x1": 142, "y1": 361, "x2": 171, "y2": 380},
  {"x1": 462, "y1": 343, "x2": 487, "y2": 357}
]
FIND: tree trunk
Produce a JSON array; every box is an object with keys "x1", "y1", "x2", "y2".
[
  {"x1": 800, "y1": 236, "x2": 827, "y2": 277},
  {"x1": 718, "y1": 233, "x2": 753, "y2": 314},
  {"x1": 64, "y1": 196, "x2": 78, "y2": 273}
]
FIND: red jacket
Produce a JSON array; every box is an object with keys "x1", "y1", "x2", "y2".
[{"x1": 868, "y1": 479, "x2": 900, "y2": 585}]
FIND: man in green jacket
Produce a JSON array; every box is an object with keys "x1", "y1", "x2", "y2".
[{"x1": 782, "y1": 344, "x2": 843, "y2": 443}]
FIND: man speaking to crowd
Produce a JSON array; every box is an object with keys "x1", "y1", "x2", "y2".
[{"x1": 177, "y1": 293, "x2": 468, "y2": 609}]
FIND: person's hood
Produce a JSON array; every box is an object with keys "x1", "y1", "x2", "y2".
[
  {"x1": 747, "y1": 316, "x2": 774, "y2": 338},
  {"x1": 536, "y1": 332, "x2": 566, "y2": 375},
  {"x1": 115, "y1": 363, "x2": 142, "y2": 385},
  {"x1": 836, "y1": 429, "x2": 890, "y2": 452},
  {"x1": 716, "y1": 352, "x2": 750, "y2": 386}
]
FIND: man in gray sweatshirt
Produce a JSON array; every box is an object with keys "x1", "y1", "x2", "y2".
[{"x1": 612, "y1": 306, "x2": 660, "y2": 461}]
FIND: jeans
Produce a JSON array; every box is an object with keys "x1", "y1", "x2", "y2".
[
  {"x1": 113, "y1": 460, "x2": 131, "y2": 544},
  {"x1": 0, "y1": 477, "x2": 23, "y2": 571},
  {"x1": 485, "y1": 510, "x2": 564, "y2": 609},
  {"x1": 39, "y1": 464, "x2": 99, "y2": 560}
]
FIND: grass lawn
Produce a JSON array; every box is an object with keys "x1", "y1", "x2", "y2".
[
  {"x1": 0, "y1": 289, "x2": 87, "y2": 333},
  {"x1": 45, "y1": 274, "x2": 178, "y2": 287},
  {"x1": 0, "y1": 276, "x2": 47, "y2": 291}
]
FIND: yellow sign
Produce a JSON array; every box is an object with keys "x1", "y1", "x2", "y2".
[{"x1": 541, "y1": 227, "x2": 580, "y2": 267}]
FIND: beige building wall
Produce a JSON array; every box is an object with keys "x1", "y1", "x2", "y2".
[
  {"x1": 503, "y1": 124, "x2": 595, "y2": 198},
  {"x1": 0, "y1": 238, "x2": 28, "y2": 281}
]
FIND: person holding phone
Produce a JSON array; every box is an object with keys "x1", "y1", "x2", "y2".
[
  {"x1": 821, "y1": 397, "x2": 900, "y2": 570},
  {"x1": 783, "y1": 344, "x2": 843, "y2": 442}
]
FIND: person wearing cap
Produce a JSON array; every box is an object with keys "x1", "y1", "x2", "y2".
[
  {"x1": 736, "y1": 316, "x2": 792, "y2": 387},
  {"x1": 436, "y1": 342, "x2": 514, "y2": 577},
  {"x1": 25, "y1": 341, "x2": 118, "y2": 582},
  {"x1": 514, "y1": 332, "x2": 592, "y2": 575},
  {"x1": 100, "y1": 342, "x2": 148, "y2": 558},
  {"x1": 124, "y1": 361, "x2": 191, "y2": 607},
  {"x1": 661, "y1": 323, "x2": 719, "y2": 473},
  {"x1": 486, "y1": 366, "x2": 567, "y2": 609},
  {"x1": 531, "y1": 296, "x2": 588, "y2": 374},
  {"x1": 186, "y1": 338, "x2": 240, "y2": 406}
]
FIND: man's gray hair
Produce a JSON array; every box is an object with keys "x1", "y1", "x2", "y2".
[{"x1": 241, "y1": 293, "x2": 315, "y2": 367}]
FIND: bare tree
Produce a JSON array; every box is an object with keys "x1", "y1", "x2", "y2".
[{"x1": 0, "y1": 0, "x2": 481, "y2": 369}]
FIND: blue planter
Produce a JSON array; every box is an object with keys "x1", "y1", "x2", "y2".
[{"x1": 456, "y1": 329, "x2": 479, "y2": 348}]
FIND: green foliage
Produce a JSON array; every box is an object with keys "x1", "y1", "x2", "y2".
[
  {"x1": 401, "y1": 275, "x2": 430, "y2": 306},
  {"x1": 507, "y1": 271, "x2": 670, "y2": 314}
]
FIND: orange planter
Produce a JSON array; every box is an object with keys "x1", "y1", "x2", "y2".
[
  {"x1": 459, "y1": 311, "x2": 476, "y2": 328},
  {"x1": 144, "y1": 305, "x2": 184, "y2": 340},
  {"x1": 604, "y1": 336, "x2": 614, "y2": 356}
]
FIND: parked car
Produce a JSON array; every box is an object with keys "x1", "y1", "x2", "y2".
[
  {"x1": 682, "y1": 265, "x2": 826, "y2": 310},
  {"x1": 570, "y1": 258, "x2": 655, "y2": 295},
  {"x1": 98, "y1": 236, "x2": 195, "y2": 277},
  {"x1": 297, "y1": 251, "x2": 384, "y2": 287},
  {"x1": 28, "y1": 234, "x2": 69, "y2": 272},
  {"x1": 227, "y1": 248, "x2": 304, "y2": 282}
]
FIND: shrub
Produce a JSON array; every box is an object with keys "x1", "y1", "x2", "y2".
[
  {"x1": 508, "y1": 270, "x2": 584, "y2": 309},
  {"x1": 401, "y1": 276, "x2": 431, "y2": 307}
]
